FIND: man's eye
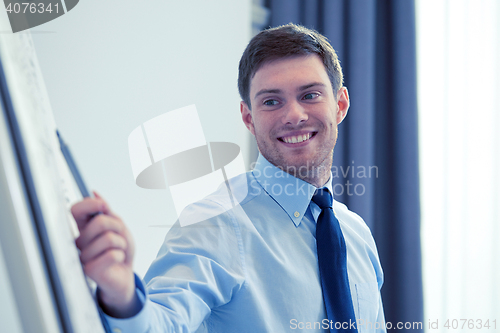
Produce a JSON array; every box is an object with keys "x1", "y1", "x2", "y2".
[
  {"x1": 303, "y1": 93, "x2": 319, "y2": 100},
  {"x1": 264, "y1": 99, "x2": 279, "y2": 106}
]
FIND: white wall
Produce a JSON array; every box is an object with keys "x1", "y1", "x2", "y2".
[{"x1": 31, "y1": 0, "x2": 252, "y2": 277}]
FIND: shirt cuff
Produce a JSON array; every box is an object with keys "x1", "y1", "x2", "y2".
[{"x1": 101, "y1": 274, "x2": 151, "y2": 333}]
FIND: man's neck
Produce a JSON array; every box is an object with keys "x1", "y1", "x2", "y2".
[{"x1": 277, "y1": 164, "x2": 330, "y2": 188}]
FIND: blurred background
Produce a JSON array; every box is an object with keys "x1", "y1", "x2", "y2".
[{"x1": 3, "y1": 0, "x2": 497, "y2": 332}]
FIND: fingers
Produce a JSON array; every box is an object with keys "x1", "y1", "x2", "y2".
[
  {"x1": 75, "y1": 213, "x2": 124, "y2": 250},
  {"x1": 82, "y1": 249, "x2": 129, "y2": 290},
  {"x1": 70, "y1": 193, "x2": 137, "y2": 315},
  {"x1": 77, "y1": 217, "x2": 134, "y2": 296},
  {"x1": 71, "y1": 196, "x2": 111, "y2": 231},
  {"x1": 79, "y1": 231, "x2": 127, "y2": 264},
  {"x1": 75, "y1": 207, "x2": 135, "y2": 271},
  {"x1": 122, "y1": 227, "x2": 135, "y2": 265}
]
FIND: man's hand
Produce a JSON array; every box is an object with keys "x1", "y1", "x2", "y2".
[{"x1": 71, "y1": 192, "x2": 141, "y2": 318}]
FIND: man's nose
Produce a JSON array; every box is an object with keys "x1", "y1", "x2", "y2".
[{"x1": 282, "y1": 101, "x2": 308, "y2": 126}]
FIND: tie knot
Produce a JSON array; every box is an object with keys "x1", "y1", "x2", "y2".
[{"x1": 312, "y1": 188, "x2": 332, "y2": 209}]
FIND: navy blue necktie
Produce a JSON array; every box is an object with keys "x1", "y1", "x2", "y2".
[{"x1": 313, "y1": 188, "x2": 358, "y2": 332}]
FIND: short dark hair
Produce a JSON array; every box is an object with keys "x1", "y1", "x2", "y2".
[{"x1": 238, "y1": 23, "x2": 343, "y2": 108}]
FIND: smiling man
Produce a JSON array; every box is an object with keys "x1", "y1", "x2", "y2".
[
  {"x1": 72, "y1": 24, "x2": 386, "y2": 332},
  {"x1": 240, "y1": 54, "x2": 349, "y2": 188}
]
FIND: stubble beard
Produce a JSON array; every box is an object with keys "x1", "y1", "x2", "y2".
[{"x1": 255, "y1": 130, "x2": 336, "y2": 188}]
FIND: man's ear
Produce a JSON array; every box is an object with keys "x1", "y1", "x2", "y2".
[
  {"x1": 240, "y1": 101, "x2": 255, "y2": 135},
  {"x1": 336, "y1": 87, "x2": 350, "y2": 125}
]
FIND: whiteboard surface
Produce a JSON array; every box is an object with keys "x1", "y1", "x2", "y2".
[{"x1": 0, "y1": 12, "x2": 105, "y2": 333}]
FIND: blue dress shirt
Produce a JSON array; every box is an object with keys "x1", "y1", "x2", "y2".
[{"x1": 105, "y1": 154, "x2": 386, "y2": 332}]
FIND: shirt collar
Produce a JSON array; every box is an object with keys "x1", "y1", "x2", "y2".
[{"x1": 251, "y1": 154, "x2": 333, "y2": 227}]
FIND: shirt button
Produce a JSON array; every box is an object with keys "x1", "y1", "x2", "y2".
[
  {"x1": 294, "y1": 211, "x2": 300, "y2": 217},
  {"x1": 112, "y1": 328, "x2": 122, "y2": 333}
]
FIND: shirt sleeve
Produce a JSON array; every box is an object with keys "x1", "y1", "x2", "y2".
[
  {"x1": 104, "y1": 198, "x2": 246, "y2": 333},
  {"x1": 375, "y1": 295, "x2": 387, "y2": 333},
  {"x1": 102, "y1": 275, "x2": 150, "y2": 333}
]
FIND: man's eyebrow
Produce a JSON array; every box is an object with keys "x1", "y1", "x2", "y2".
[
  {"x1": 298, "y1": 82, "x2": 326, "y2": 91},
  {"x1": 253, "y1": 83, "x2": 326, "y2": 99},
  {"x1": 254, "y1": 89, "x2": 282, "y2": 99}
]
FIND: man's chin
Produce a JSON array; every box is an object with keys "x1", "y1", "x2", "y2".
[
  {"x1": 276, "y1": 160, "x2": 318, "y2": 175},
  {"x1": 277, "y1": 153, "x2": 333, "y2": 175}
]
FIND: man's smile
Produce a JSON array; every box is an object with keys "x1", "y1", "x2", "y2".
[{"x1": 278, "y1": 131, "x2": 317, "y2": 145}]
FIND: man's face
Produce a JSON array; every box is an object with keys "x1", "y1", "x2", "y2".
[{"x1": 241, "y1": 55, "x2": 349, "y2": 184}]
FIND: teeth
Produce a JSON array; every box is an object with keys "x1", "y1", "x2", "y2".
[{"x1": 283, "y1": 133, "x2": 311, "y2": 144}]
